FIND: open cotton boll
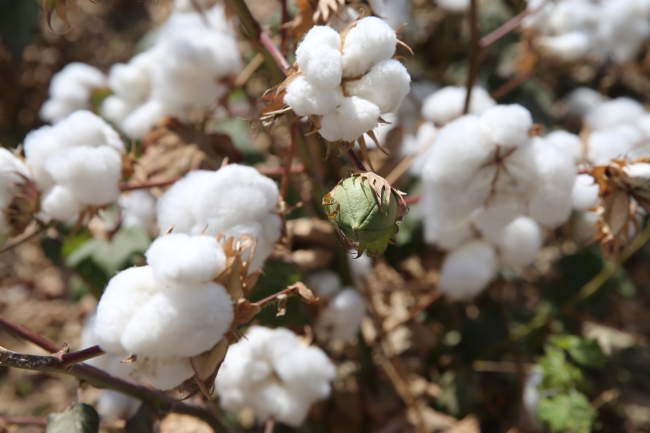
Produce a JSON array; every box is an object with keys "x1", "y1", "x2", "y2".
[
  {"x1": 479, "y1": 104, "x2": 533, "y2": 148},
  {"x1": 108, "y1": 54, "x2": 154, "y2": 103},
  {"x1": 315, "y1": 288, "x2": 366, "y2": 341},
  {"x1": 341, "y1": 17, "x2": 397, "y2": 77},
  {"x1": 537, "y1": 32, "x2": 591, "y2": 62},
  {"x1": 572, "y1": 174, "x2": 599, "y2": 211},
  {"x1": 547, "y1": 1, "x2": 598, "y2": 35},
  {"x1": 250, "y1": 379, "x2": 312, "y2": 427},
  {"x1": 585, "y1": 98, "x2": 646, "y2": 131},
  {"x1": 305, "y1": 270, "x2": 342, "y2": 298},
  {"x1": 345, "y1": 59, "x2": 410, "y2": 113},
  {"x1": 493, "y1": 217, "x2": 543, "y2": 267},
  {"x1": 40, "y1": 63, "x2": 107, "y2": 123},
  {"x1": 284, "y1": 77, "x2": 341, "y2": 116},
  {"x1": 156, "y1": 170, "x2": 214, "y2": 234},
  {"x1": 173, "y1": 0, "x2": 220, "y2": 12},
  {"x1": 300, "y1": 45, "x2": 342, "y2": 89},
  {"x1": 405, "y1": 122, "x2": 438, "y2": 176},
  {"x1": 101, "y1": 96, "x2": 137, "y2": 126},
  {"x1": 421, "y1": 86, "x2": 495, "y2": 126},
  {"x1": 528, "y1": 137, "x2": 576, "y2": 227},
  {"x1": 146, "y1": 234, "x2": 226, "y2": 286},
  {"x1": 473, "y1": 195, "x2": 528, "y2": 235},
  {"x1": 44, "y1": 145, "x2": 122, "y2": 206},
  {"x1": 436, "y1": 0, "x2": 470, "y2": 12},
  {"x1": 136, "y1": 356, "x2": 195, "y2": 390},
  {"x1": 587, "y1": 129, "x2": 636, "y2": 165},
  {"x1": 120, "y1": 283, "x2": 233, "y2": 358},
  {"x1": 39, "y1": 185, "x2": 80, "y2": 222},
  {"x1": 564, "y1": 87, "x2": 605, "y2": 117},
  {"x1": 275, "y1": 346, "x2": 337, "y2": 400},
  {"x1": 319, "y1": 96, "x2": 381, "y2": 142},
  {"x1": 421, "y1": 201, "x2": 474, "y2": 249},
  {"x1": 94, "y1": 266, "x2": 160, "y2": 354},
  {"x1": 438, "y1": 240, "x2": 498, "y2": 300},
  {"x1": 121, "y1": 100, "x2": 170, "y2": 140},
  {"x1": 296, "y1": 26, "x2": 342, "y2": 70},
  {"x1": 546, "y1": 130, "x2": 585, "y2": 164},
  {"x1": 119, "y1": 190, "x2": 157, "y2": 229},
  {"x1": 96, "y1": 390, "x2": 141, "y2": 420},
  {"x1": 347, "y1": 253, "x2": 372, "y2": 287},
  {"x1": 55, "y1": 110, "x2": 125, "y2": 153}
]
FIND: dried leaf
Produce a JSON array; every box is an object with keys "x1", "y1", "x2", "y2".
[
  {"x1": 43, "y1": 0, "x2": 73, "y2": 34},
  {"x1": 291, "y1": 281, "x2": 317, "y2": 303},
  {"x1": 313, "y1": 0, "x2": 345, "y2": 23},
  {"x1": 233, "y1": 298, "x2": 262, "y2": 325},
  {"x1": 286, "y1": 0, "x2": 315, "y2": 42}
]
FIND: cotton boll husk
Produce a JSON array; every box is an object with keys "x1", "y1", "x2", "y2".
[
  {"x1": 96, "y1": 390, "x2": 141, "y2": 420},
  {"x1": 546, "y1": 130, "x2": 585, "y2": 164},
  {"x1": 572, "y1": 174, "x2": 599, "y2": 211},
  {"x1": 120, "y1": 282, "x2": 233, "y2": 358},
  {"x1": 138, "y1": 356, "x2": 195, "y2": 390},
  {"x1": 319, "y1": 96, "x2": 381, "y2": 142},
  {"x1": 220, "y1": 216, "x2": 281, "y2": 273},
  {"x1": 301, "y1": 45, "x2": 342, "y2": 89},
  {"x1": 316, "y1": 288, "x2": 366, "y2": 341},
  {"x1": 436, "y1": 0, "x2": 470, "y2": 12},
  {"x1": 305, "y1": 270, "x2": 342, "y2": 298},
  {"x1": 275, "y1": 346, "x2": 337, "y2": 400},
  {"x1": 345, "y1": 59, "x2": 411, "y2": 113},
  {"x1": 585, "y1": 98, "x2": 646, "y2": 131},
  {"x1": 120, "y1": 190, "x2": 157, "y2": 229},
  {"x1": 283, "y1": 76, "x2": 341, "y2": 116},
  {"x1": 156, "y1": 170, "x2": 214, "y2": 234},
  {"x1": 0, "y1": 149, "x2": 30, "y2": 209},
  {"x1": 250, "y1": 379, "x2": 311, "y2": 427},
  {"x1": 564, "y1": 87, "x2": 605, "y2": 117},
  {"x1": 44, "y1": 145, "x2": 122, "y2": 206},
  {"x1": 479, "y1": 104, "x2": 533, "y2": 148},
  {"x1": 94, "y1": 266, "x2": 160, "y2": 354},
  {"x1": 421, "y1": 86, "x2": 495, "y2": 126},
  {"x1": 341, "y1": 17, "x2": 397, "y2": 77},
  {"x1": 493, "y1": 217, "x2": 543, "y2": 267},
  {"x1": 296, "y1": 26, "x2": 341, "y2": 71},
  {"x1": 438, "y1": 240, "x2": 498, "y2": 300},
  {"x1": 528, "y1": 137, "x2": 577, "y2": 227},
  {"x1": 40, "y1": 185, "x2": 81, "y2": 222},
  {"x1": 145, "y1": 234, "x2": 226, "y2": 286},
  {"x1": 587, "y1": 130, "x2": 636, "y2": 165},
  {"x1": 120, "y1": 99, "x2": 169, "y2": 140}
]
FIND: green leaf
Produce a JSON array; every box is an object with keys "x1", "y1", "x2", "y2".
[
  {"x1": 46, "y1": 403, "x2": 100, "y2": 433},
  {"x1": 538, "y1": 391, "x2": 596, "y2": 433},
  {"x1": 550, "y1": 335, "x2": 606, "y2": 368},
  {"x1": 539, "y1": 346, "x2": 583, "y2": 391}
]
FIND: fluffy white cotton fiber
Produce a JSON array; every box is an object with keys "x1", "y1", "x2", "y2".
[{"x1": 438, "y1": 240, "x2": 498, "y2": 300}]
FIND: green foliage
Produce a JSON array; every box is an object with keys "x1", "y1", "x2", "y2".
[
  {"x1": 550, "y1": 335, "x2": 605, "y2": 368},
  {"x1": 539, "y1": 345, "x2": 583, "y2": 392},
  {"x1": 537, "y1": 391, "x2": 596, "y2": 433},
  {"x1": 46, "y1": 403, "x2": 100, "y2": 433}
]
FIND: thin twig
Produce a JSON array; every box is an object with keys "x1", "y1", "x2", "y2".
[
  {"x1": 463, "y1": 0, "x2": 480, "y2": 114},
  {"x1": 347, "y1": 149, "x2": 367, "y2": 171},
  {"x1": 280, "y1": 123, "x2": 299, "y2": 199},
  {"x1": 0, "y1": 314, "x2": 60, "y2": 352},
  {"x1": 402, "y1": 194, "x2": 422, "y2": 205},
  {"x1": 490, "y1": 71, "x2": 533, "y2": 100},
  {"x1": 120, "y1": 178, "x2": 180, "y2": 191},
  {"x1": 479, "y1": 0, "x2": 550, "y2": 49},
  {"x1": 60, "y1": 345, "x2": 105, "y2": 368},
  {"x1": 258, "y1": 164, "x2": 305, "y2": 177}
]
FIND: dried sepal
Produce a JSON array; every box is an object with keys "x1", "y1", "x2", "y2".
[{"x1": 6, "y1": 174, "x2": 39, "y2": 237}]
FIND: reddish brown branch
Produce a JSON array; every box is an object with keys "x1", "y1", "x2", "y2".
[
  {"x1": 0, "y1": 314, "x2": 60, "y2": 352},
  {"x1": 280, "y1": 123, "x2": 299, "y2": 199},
  {"x1": 463, "y1": 0, "x2": 480, "y2": 114},
  {"x1": 347, "y1": 149, "x2": 368, "y2": 171},
  {"x1": 479, "y1": 0, "x2": 550, "y2": 49}
]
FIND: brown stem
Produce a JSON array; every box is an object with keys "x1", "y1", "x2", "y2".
[
  {"x1": 402, "y1": 194, "x2": 421, "y2": 205},
  {"x1": 0, "y1": 314, "x2": 60, "y2": 352},
  {"x1": 258, "y1": 164, "x2": 305, "y2": 177},
  {"x1": 252, "y1": 287, "x2": 293, "y2": 307},
  {"x1": 60, "y1": 345, "x2": 105, "y2": 368},
  {"x1": 280, "y1": 123, "x2": 299, "y2": 199},
  {"x1": 479, "y1": 0, "x2": 550, "y2": 49},
  {"x1": 490, "y1": 71, "x2": 533, "y2": 100},
  {"x1": 347, "y1": 149, "x2": 367, "y2": 171},
  {"x1": 463, "y1": 0, "x2": 480, "y2": 114}
]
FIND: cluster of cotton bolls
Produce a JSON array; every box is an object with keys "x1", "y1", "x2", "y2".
[
  {"x1": 305, "y1": 271, "x2": 366, "y2": 341},
  {"x1": 93, "y1": 233, "x2": 234, "y2": 390},
  {"x1": 118, "y1": 190, "x2": 157, "y2": 230},
  {"x1": 215, "y1": 326, "x2": 336, "y2": 427},
  {"x1": 421, "y1": 86, "x2": 495, "y2": 127},
  {"x1": 283, "y1": 17, "x2": 411, "y2": 143},
  {"x1": 417, "y1": 104, "x2": 576, "y2": 299},
  {"x1": 156, "y1": 164, "x2": 281, "y2": 273},
  {"x1": 523, "y1": 0, "x2": 650, "y2": 63},
  {"x1": 23, "y1": 110, "x2": 125, "y2": 223},
  {"x1": 100, "y1": 1, "x2": 241, "y2": 139},
  {"x1": 0, "y1": 149, "x2": 32, "y2": 243}
]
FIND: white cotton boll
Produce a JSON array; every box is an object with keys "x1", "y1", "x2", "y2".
[
  {"x1": 493, "y1": 217, "x2": 543, "y2": 267},
  {"x1": 438, "y1": 240, "x2": 498, "y2": 300},
  {"x1": 546, "y1": 130, "x2": 585, "y2": 164},
  {"x1": 436, "y1": 0, "x2": 470, "y2": 12},
  {"x1": 479, "y1": 104, "x2": 533, "y2": 147},
  {"x1": 341, "y1": 17, "x2": 397, "y2": 77},
  {"x1": 55, "y1": 110, "x2": 125, "y2": 153},
  {"x1": 284, "y1": 76, "x2": 341, "y2": 116},
  {"x1": 537, "y1": 32, "x2": 591, "y2": 62},
  {"x1": 100, "y1": 96, "x2": 136, "y2": 126},
  {"x1": 624, "y1": 162, "x2": 650, "y2": 180},
  {"x1": 40, "y1": 185, "x2": 81, "y2": 222},
  {"x1": 320, "y1": 96, "x2": 381, "y2": 142},
  {"x1": 345, "y1": 59, "x2": 410, "y2": 113},
  {"x1": 528, "y1": 137, "x2": 577, "y2": 227},
  {"x1": 347, "y1": 253, "x2": 372, "y2": 287},
  {"x1": 96, "y1": 390, "x2": 141, "y2": 420},
  {"x1": 634, "y1": 114, "x2": 650, "y2": 138},
  {"x1": 565, "y1": 87, "x2": 605, "y2": 117},
  {"x1": 305, "y1": 270, "x2": 342, "y2": 298},
  {"x1": 522, "y1": 369, "x2": 543, "y2": 430},
  {"x1": 94, "y1": 266, "x2": 160, "y2": 354},
  {"x1": 275, "y1": 346, "x2": 337, "y2": 400},
  {"x1": 121, "y1": 282, "x2": 233, "y2": 358},
  {"x1": 315, "y1": 288, "x2": 366, "y2": 341},
  {"x1": 585, "y1": 98, "x2": 646, "y2": 131},
  {"x1": 156, "y1": 170, "x2": 213, "y2": 234},
  {"x1": 251, "y1": 379, "x2": 311, "y2": 427},
  {"x1": 572, "y1": 174, "x2": 599, "y2": 211},
  {"x1": 108, "y1": 55, "x2": 153, "y2": 103},
  {"x1": 296, "y1": 26, "x2": 341, "y2": 71},
  {"x1": 173, "y1": 0, "x2": 220, "y2": 12},
  {"x1": 44, "y1": 145, "x2": 122, "y2": 206},
  {"x1": 145, "y1": 234, "x2": 226, "y2": 286},
  {"x1": 406, "y1": 122, "x2": 438, "y2": 176},
  {"x1": 587, "y1": 130, "x2": 636, "y2": 165},
  {"x1": 421, "y1": 86, "x2": 495, "y2": 126},
  {"x1": 221, "y1": 219, "x2": 275, "y2": 273},
  {"x1": 301, "y1": 45, "x2": 342, "y2": 89},
  {"x1": 421, "y1": 207, "x2": 474, "y2": 249},
  {"x1": 547, "y1": 0, "x2": 598, "y2": 35},
  {"x1": 120, "y1": 190, "x2": 157, "y2": 229},
  {"x1": 40, "y1": 100, "x2": 78, "y2": 126},
  {"x1": 139, "y1": 356, "x2": 195, "y2": 390},
  {"x1": 473, "y1": 195, "x2": 527, "y2": 236},
  {"x1": 522, "y1": 0, "x2": 555, "y2": 33},
  {"x1": 574, "y1": 210, "x2": 599, "y2": 242}
]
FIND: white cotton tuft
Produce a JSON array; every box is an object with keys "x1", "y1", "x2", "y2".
[
  {"x1": 564, "y1": 87, "x2": 605, "y2": 117},
  {"x1": 347, "y1": 253, "x2": 372, "y2": 287},
  {"x1": 345, "y1": 59, "x2": 411, "y2": 113},
  {"x1": 421, "y1": 86, "x2": 495, "y2": 126},
  {"x1": 145, "y1": 233, "x2": 227, "y2": 286},
  {"x1": 528, "y1": 137, "x2": 577, "y2": 227},
  {"x1": 319, "y1": 96, "x2": 381, "y2": 142},
  {"x1": 585, "y1": 98, "x2": 646, "y2": 131},
  {"x1": 624, "y1": 162, "x2": 650, "y2": 181},
  {"x1": 546, "y1": 130, "x2": 585, "y2": 164},
  {"x1": 436, "y1": 0, "x2": 470, "y2": 12},
  {"x1": 296, "y1": 26, "x2": 342, "y2": 71},
  {"x1": 301, "y1": 45, "x2": 342, "y2": 89},
  {"x1": 341, "y1": 17, "x2": 397, "y2": 77},
  {"x1": 493, "y1": 217, "x2": 543, "y2": 267},
  {"x1": 120, "y1": 99, "x2": 168, "y2": 140},
  {"x1": 315, "y1": 288, "x2": 366, "y2": 341},
  {"x1": 119, "y1": 190, "x2": 157, "y2": 229},
  {"x1": 108, "y1": 53, "x2": 154, "y2": 103},
  {"x1": 421, "y1": 206, "x2": 474, "y2": 250},
  {"x1": 305, "y1": 270, "x2": 342, "y2": 298},
  {"x1": 537, "y1": 32, "x2": 591, "y2": 62},
  {"x1": 137, "y1": 356, "x2": 195, "y2": 390},
  {"x1": 572, "y1": 174, "x2": 599, "y2": 211},
  {"x1": 120, "y1": 282, "x2": 233, "y2": 358},
  {"x1": 438, "y1": 240, "x2": 498, "y2": 300},
  {"x1": 479, "y1": 104, "x2": 533, "y2": 147},
  {"x1": 39, "y1": 186, "x2": 81, "y2": 223},
  {"x1": 283, "y1": 77, "x2": 341, "y2": 116},
  {"x1": 96, "y1": 390, "x2": 141, "y2": 420},
  {"x1": 587, "y1": 129, "x2": 636, "y2": 165},
  {"x1": 40, "y1": 63, "x2": 107, "y2": 123}
]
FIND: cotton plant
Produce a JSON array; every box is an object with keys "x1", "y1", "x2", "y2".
[
  {"x1": 215, "y1": 326, "x2": 336, "y2": 427},
  {"x1": 306, "y1": 270, "x2": 366, "y2": 341},
  {"x1": 40, "y1": 63, "x2": 107, "y2": 124},
  {"x1": 23, "y1": 110, "x2": 126, "y2": 223},
  {"x1": 277, "y1": 17, "x2": 411, "y2": 161},
  {"x1": 156, "y1": 164, "x2": 281, "y2": 272},
  {"x1": 0, "y1": 149, "x2": 36, "y2": 245},
  {"x1": 100, "y1": 1, "x2": 241, "y2": 139},
  {"x1": 93, "y1": 233, "x2": 234, "y2": 390}
]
